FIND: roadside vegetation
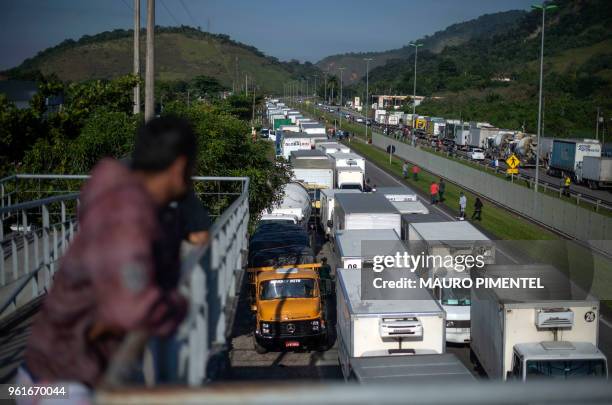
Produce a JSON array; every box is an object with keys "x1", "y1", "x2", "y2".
[{"x1": 0, "y1": 74, "x2": 290, "y2": 224}]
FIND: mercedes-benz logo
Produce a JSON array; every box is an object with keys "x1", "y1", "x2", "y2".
[{"x1": 286, "y1": 323, "x2": 296, "y2": 333}]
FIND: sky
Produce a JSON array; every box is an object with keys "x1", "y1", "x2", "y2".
[{"x1": 0, "y1": 0, "x2": 535, "y2": 70}]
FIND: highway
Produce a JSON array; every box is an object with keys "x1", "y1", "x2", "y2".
[{"x1": 314, "y1": 102, "x2": 612, "y2": 207}]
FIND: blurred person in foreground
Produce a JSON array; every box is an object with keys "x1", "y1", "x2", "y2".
[{"x1": 19, "y1": 116, "x2": 198, "y2": 394}]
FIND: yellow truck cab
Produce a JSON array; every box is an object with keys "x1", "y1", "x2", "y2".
[{"x1": 250, "y1": 264, "x2": 329, "y2": 353}]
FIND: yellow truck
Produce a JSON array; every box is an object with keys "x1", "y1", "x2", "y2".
[{"x1": 249, "y1": 263, "x2": 330, "y2": 353}]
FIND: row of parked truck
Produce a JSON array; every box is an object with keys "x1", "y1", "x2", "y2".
[
  {"x1": 367, "y1": 107, "x2": 611, "y2": 188},
  {"x1": 251, "y1": 99, "x2": 609, "y2": 383}
]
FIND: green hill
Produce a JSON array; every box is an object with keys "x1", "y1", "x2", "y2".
[
  {"x1": 354, "y1": 0, "x2": 612, "y2": 137},
  {"x1": 316, "y1": 10, "x2": 526, "y2": 84},
  {"x1": 3, "y1": 26, "x2": 319, "y2": 93}
]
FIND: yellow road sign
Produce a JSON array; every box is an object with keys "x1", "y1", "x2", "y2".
[
  {"x1": 506, "y1": 168, "x2": 519, "y2": 174},
  {"x1": 506, "y1": 154, "x2": 520, "y2": 169}
]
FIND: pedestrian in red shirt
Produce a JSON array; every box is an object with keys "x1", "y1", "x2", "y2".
[
  {"x1": 21, "y1": 116, "x2": 197, "y2": 390},
  {"x1": 412, "y1": 165, "x2": 420, "y2": 181},
  {"x1": 430, "y1": 181, "x2": 439, "y2": 205}
]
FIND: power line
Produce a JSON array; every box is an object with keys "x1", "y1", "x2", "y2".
[
  {"x1": 159, "y1": 0, "x2": 181, "y2": 26},
  {"x1": 178, "y1": 0, "x2": 199, "y2": 28}
]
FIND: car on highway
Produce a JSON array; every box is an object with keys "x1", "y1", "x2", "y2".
[
  {"x1": 356, "y1": 117, "x2": 364, "y2": 123},
  {"x1": 470, "y1": 148, "x2": 485, "y2": 160}
]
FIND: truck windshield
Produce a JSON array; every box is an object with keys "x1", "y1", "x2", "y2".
[
  {"x1": 340, "y1": 184, "x2": 362, "y2": 190},
  {"x1": 526, "y1": 359, "x2": 607, "y2": 379},
  {"x1": 260, "y1": 279, "x2": 316, "y2": 300},
  {"x1": 441, "y1": 287, "x2": 471, "y2": 306}
]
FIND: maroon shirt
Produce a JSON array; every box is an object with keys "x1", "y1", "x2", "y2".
[{"x1": 24, "y1": 159, "x2": 187, "y2": 386}]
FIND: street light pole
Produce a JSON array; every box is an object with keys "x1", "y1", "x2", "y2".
[
  {"x1": 532, "y1": 2, "x2": 557, "y2": 197},
  {"x1": 409, "y1": 42, "x2": 423, "y2": 118},
  {"x1": 364, "y1": 58, "x2": 373, "y2": 142},
  {"x1": 324, "y1": 69, "x2": 328, "y2": 105},
  {"x1": 338, "y1": 67, "x2": 345, "y2": 129}
]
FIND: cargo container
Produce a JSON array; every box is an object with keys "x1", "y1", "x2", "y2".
[
  {"x1": 281, "y1": 132, "x2": 314, "y2": 159},
  {"x1": 349, "y1": 353, "x2": 474, "y2": 384},
  {"x1": 301, "y1": 122, "x2": 327, "y2": 135},
  {"x1": 548, "y1": 138, "x2": 601, "y2": 178},
  {"x1": 329, "y1": 153, "x2": 366, "y2": 174},
  {"x1": 471, "y1": 264, "x2": 608, "y2": 381},
  {"x1": 273, "y1": 117, "x2": 292, "y2": 130},
  {"x1": 376, "y1": 186, "x2": 418, "y2": 202},
  {"x1": 319, "y1": 189, "x2": 361, "y2": 238},
  {"x1": 290, "y1": 149, "x2": 328, "y2": 161},
  {"x1": 468, "y1": 125, "x2": 499, "y2": 148},
  {"x1": 577, "y1": 156, "x2": 612, "y2": 189},
  {"x1": 408, "y1": 221, "x2": 495, "y2": 344},
  {"x1": 292, "y1": 158, "x2": 334, "y2": 191},
  {"x1": 335, "y1": 228, "x2": 401, "y2": 269},
  {"x1": 316, "y1": 142, "x2": 351, "y2": 155},
  {"x1": 337, "y1": 269, "x2": 446, "y2": 380},
  {"x1": 336, "y1": 167, "x2": 364, "y2": 190},
  {"x1": 332, "y1": 193, "x2": 401, "y2": 237}
]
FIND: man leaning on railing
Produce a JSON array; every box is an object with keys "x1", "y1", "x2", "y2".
[{"x1": 17, "y1": 116, "x2": 201, "y2": 403}]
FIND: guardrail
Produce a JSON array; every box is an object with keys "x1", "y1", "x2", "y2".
[
  {"x1": 370, "y1": 133, "x2": 612, "y2": 255},
  {"x1": 0, "y1": 174, "x2": 250, "y2": 386}
]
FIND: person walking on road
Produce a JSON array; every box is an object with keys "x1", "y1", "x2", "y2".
[
  {"x1": 430, "y1": 181, "x2": 439, "y2": 205},
  {"x1": 563, "y1": 174, "x2": 571, "y2": 197},
  {"x1": 472, "y1": 197, "x2": 483, "y2": 221},
  {"x1": 402, "y1": 161, "x2": 409, "y2": 179},
  {"x1": 438, "y1": 178, "x2": 446, "y2": 202},
  {"x1": 412, "y1": 164, "x2": 420, "y2": 182},
  {"x1": 459, "y1": 192, "x2": 467, "y2": 220}
]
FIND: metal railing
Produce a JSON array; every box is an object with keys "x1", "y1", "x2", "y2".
[
  {"x1": 0, "y1": 174, "x2": 250, "y2": 386},
  {"x1": 95, "y1": 380, "x2": 612, "y2": 404}
]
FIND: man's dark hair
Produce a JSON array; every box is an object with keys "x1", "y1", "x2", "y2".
[{"x1": 132, "y1": 116, "x2": 197, "y2": 175}]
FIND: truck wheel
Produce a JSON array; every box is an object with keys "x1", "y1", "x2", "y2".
[{"x1": 253, "y1": 336, "x2": 268, "y2": 354}]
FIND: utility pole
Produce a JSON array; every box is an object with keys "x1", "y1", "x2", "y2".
[
  {"x1": 364, "y1": 58, "x2": 373, "y2": 142},
  {"x1": 338, "y1": 67, "x2": 345, "y2": 129},
  {"x1": 532, "y1": 2, "x2": 558, "y2": 197},
  {"x1": 144, "y1": 0, "x2": 155, "y2": 122},
  {"x1": 133, "y1": 0, "x2": 140, "y2": 115},
  {"x1": 234, "y1": 56, "x2": 238, "y2": 94},
  {"x1": 409, "y1": 42, "x2": 423, "y2": 117},
  {"x1": 245, "y1": 74, "x2": 249, "y2": 96},
  {"x1": 596, "y1": 107, "x2": 601, "y2": 141},
  {"x1": 324, "y1": 70, "x2": 328, "y2": 105},
  {"x1": 313, "y1": 75, "x2": 318, "y2": 98}
]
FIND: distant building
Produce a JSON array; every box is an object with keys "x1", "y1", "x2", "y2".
[{"x1": 0, "y1": 80, "x2": 38, "y2": 109}]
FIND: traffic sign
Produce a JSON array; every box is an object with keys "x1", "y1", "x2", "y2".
[
  {"x1": 506, "y1": 154, "x2": 520, "y2": 169},
  {"x1": 506, "y1": 168, "x2": 519, "y2": 174}
]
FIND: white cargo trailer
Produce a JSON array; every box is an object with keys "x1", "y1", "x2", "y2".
[
  {"x1": 290, "y1": 149, "x2": 328, "y2": 161},
  {"x1": 279, "y1": 125, "x2": 300, "y2": 133},
  {"x1": 471, "y1": 264, "x2": 608, "y2": 381},
  {"x1": 337, "y1": 269, "x2": 446, "y2": 380},
  {"x1": 329, "y1": 153, "x2": 366, "y2": 173},
  {"x1": 281, "y1": 132, "x2": 314, "y2": 159},
  {"x1": 332, "y1": 193, "x2": 401, "y2": 237},
  {"x1": 391, "y1": 200, "x2": 429, "y2": 215},
  {"x1": 316, "y1": 142, "x2": 351, "y2": 155},
  {"x1": 320, "y1": 189, "x2": 361, "y2": 238},
  {"x1": 335, "y1": 228, "x2": 401, "y2": 269},
  {"x1": 350, "y1": 353, "x2": 474, "y2": 384},
  {"x1": 408, "y1": 221, "x2": 494, "y2": 344},
  {"x1": 291, "y1": 158, "x2": 334, "y2": 191},
  {"x1": 301, "y1": 122, "x2": 327, "y2": 135},
  {"x1": 577, "y1": 156, "x2": 612, "y2": 189},
  {"x1": 336, "y1": 167, "x2": 364, "y2": 190},
  {"x1": 376, "y1": 186, "x2": 418, "y2": 202}
]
